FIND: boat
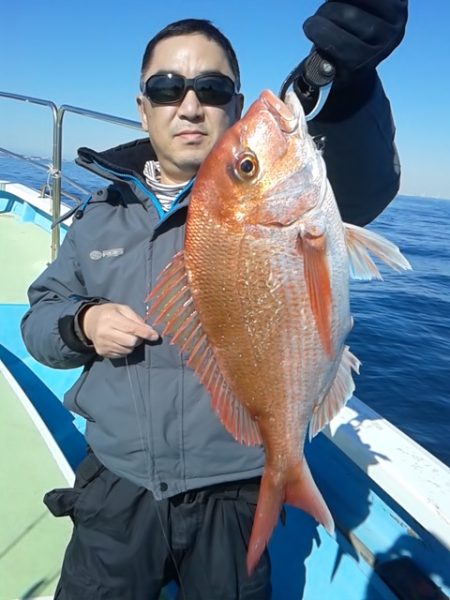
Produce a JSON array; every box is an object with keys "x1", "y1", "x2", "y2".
[{"x1": 1, "y1": 90, "x2": 449, "y2": 600}]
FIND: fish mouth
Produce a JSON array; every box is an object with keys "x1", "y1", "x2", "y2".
[
  {"x1": 260, "y1": 90, "x2": 299, "y2": 134},
  {"x1": 258, "y1": 217, "x2": 300, "y2": 229}
]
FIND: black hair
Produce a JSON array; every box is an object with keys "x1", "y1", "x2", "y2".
[{"x1": 140, "y1": 18, "x2": 241, "y2": 90}]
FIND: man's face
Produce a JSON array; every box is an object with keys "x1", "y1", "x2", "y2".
[{"x1": 137, "y1": 34, "x2": 244, "y2": 185}]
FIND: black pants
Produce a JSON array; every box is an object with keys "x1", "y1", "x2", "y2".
[{"x1": 44, "y1": 452, "x2": 271, "y2": 600}]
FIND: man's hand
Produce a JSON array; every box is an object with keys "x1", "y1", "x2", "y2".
[
  {"x1": 80, "y1": 303, "x2": 159, "y2": 359},
  {"x1": 303, "y1": 0, "x2": 408, "y2": 77}
]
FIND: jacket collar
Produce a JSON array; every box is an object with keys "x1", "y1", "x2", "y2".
[{"x1": 75, "y1": 137, "x2": 194, "y2": 220}]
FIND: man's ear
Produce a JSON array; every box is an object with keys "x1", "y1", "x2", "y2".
[
  {"x1": 136, "y1": 95, "x2": 149, "y2": 132},
  {"x1": 235, "y1": 93, "x2": 244, "y2": 120}
]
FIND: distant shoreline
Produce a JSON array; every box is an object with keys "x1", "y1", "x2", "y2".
[{"x1": 398, "y1": 194, "x2": 450, "y2": 202}]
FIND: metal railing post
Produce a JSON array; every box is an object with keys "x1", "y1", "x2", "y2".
[
  {"x1": 52, "y1": 109, "x2": 64, "y2": 261},
  {"x1": 51, "y1": 107, "x2": 62, "y2": 261}
]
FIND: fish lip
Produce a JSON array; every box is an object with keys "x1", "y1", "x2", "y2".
[
  {"x1": 284, "y1": 92, "x2": 302, "y2": 122},
  {"x1": 260, "y1": 90, "x2": 299, "y2": 134}
]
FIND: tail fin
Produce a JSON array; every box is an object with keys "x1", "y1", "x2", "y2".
[
  {"x1": 246, "y1": 468, "x2": 284, "y2": 576},
  {"x1": 246, "y1": 461, "x2": 334, "y2": 575}
]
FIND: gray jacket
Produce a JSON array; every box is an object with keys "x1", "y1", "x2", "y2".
[{"x1": 21, "y1": 74, "x2": 400, "y2": 498}]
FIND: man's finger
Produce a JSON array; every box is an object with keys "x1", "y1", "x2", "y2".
[
  {"x1": 115, "y1": 305, "x2": 160, "y2": 341},
  {"x1": 128, "y1": 322, "x2": 160, "y2": 342}
]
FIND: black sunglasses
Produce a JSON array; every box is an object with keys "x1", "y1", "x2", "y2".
[{"x1": 141, "y1": 73, "x2": 238, "y2": 106}]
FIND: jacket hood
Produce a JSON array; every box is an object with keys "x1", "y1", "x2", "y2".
[{"x1": 75, "y1": 137, "x2": 157, "y2": 184}]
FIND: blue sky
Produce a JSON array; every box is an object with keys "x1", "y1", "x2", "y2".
[{"x1": 1, "y1": 0, "x2": 449, "y2": 198}]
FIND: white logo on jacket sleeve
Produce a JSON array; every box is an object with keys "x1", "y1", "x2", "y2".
[{"x1": 89, "y1": 248, "x2": 124, "y2": 260}]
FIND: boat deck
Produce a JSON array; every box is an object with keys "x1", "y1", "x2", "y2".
[
  {"x1": 0, "y1": 367, "x2": 72, "y2": 599},
  {"x1": 0, "y1": 213, "x2": 50, "y2": 304}
]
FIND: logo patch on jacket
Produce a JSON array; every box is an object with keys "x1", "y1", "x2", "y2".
[{"x1": 89, "y1": 248, "x2": 124, "y2": 260}]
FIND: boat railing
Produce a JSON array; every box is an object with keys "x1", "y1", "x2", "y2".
[
  {"x1": 0, "y1": 146, "x2": 85, "y2": 206},
  {"x1": 0, "y1": 91, "x2": 142, "y2": 261}
]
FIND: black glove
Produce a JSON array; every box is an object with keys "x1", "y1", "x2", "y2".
[
  {"x1": 303, "y1": 0, "x2": 408, "y2": 78},
  {"x1": 293, "y1": 0, "x2": 407, "y2": 120}
]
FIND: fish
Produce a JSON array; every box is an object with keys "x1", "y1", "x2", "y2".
[{"x1": 146, "y1": 89, "x2": 411, "y2": 575}]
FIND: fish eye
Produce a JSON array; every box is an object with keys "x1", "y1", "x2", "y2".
[{"x1": 234, "y1": 152, "x2": 259, "y2": 180}]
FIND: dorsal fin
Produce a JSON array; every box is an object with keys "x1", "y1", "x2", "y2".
[
  {"x1": 146, "y1": 252, "x2": 262, "y2": 446},
  {"x1": 308, "y1": 345, "x2": 361, "y2": 440}
]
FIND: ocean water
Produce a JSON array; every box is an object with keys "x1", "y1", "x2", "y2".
[
  {"x1": 347, "y1": 194, "x2": 450, "y2": 467},
  {"x1": 1, "y1": 154, "x2": 449, "y2": 467}
]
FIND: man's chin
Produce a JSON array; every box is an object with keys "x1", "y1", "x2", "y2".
[{"x1": 175, "y1": 150, "x2": 210, "y2": 175}]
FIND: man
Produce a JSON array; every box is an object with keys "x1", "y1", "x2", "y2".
[{"x1": 21, "y1": 3, "x2": 408, "y2": 599}]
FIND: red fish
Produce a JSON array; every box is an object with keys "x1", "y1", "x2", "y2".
[{"x1": 147, "y1": 89, "x2": 411, "y2": 574}]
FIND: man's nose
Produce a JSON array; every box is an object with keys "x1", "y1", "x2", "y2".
[{"x1": 177, "y1": 89, "x2": 204, "y2": 120}]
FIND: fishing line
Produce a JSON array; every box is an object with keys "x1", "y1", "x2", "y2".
[{"x1": 125, "y1": 355, "x2": 187, "y2": 600}]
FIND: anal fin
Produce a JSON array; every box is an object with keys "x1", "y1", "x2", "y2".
[{"x1": 309, "y1": 345, "x2": 361, "y2": 440}]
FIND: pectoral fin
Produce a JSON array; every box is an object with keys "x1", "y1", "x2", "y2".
[
  {"x1": 146, "y1": 252, "x2": 262, "y2": 446},
  {"x1": 297, "y1": 231, "x2": 333, "y2": 357},
  {"x1": 344, "y1": 222, "x2": 412, "y2": 280}
]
